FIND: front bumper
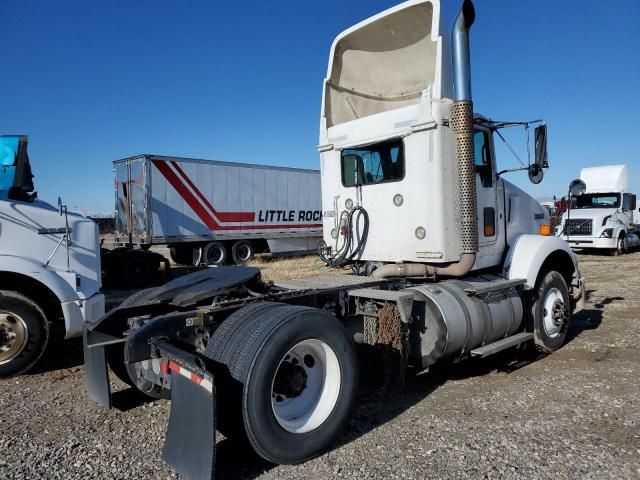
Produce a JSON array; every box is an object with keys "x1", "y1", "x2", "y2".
[{"x1": 561, "y1": 235, "x2": 616, "y2": 249}]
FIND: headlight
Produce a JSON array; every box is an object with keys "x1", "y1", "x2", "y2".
[{"x1": 600, "y1": 228, "x2": 613, "y2": 238}]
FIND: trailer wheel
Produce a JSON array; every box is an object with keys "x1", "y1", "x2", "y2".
[
  {"x1": 169, "y1": 246, "x2": 194, "y2": 266},
  {"x1": 0, "y1": 291, "x2": 49, "y2": 378},
  {"x1": 231, "y1": 241, "x2": 254, "y2": 264},
  {"x1": 203, "y1": 242, "x2": 227, "y2": 266},
  {"x1": 207, "y1": 302, "x2": 358, "y2": 465},
  {"x1": 531, "y1": 270, "x2": 570, "y2": 353}
]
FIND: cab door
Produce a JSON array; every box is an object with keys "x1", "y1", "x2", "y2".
[{"x1": 474, "y1": 127, "x2": 505, "y2": 264}]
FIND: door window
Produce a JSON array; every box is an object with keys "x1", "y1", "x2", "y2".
[{"x1": 474, "y1": 130, "x2": 492, "y2": 187}]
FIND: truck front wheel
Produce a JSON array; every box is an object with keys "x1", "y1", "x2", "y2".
[
  {"x1": 531, "y1": 271, "x2": 570, "y2": 353},
  {"x1": 0, "y1": 291, "x2": 49, "y2": 378},
  {"x1": 207, "y1": 302, "x2": 358, "y2": 465},
  {"x1": 612, "y1": 235, "x2": 627, "y2": 256}
]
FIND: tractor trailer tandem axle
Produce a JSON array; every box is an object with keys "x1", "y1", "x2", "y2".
[{"x1": 84, "y1": 1, "x2": 584, "y2": 479}]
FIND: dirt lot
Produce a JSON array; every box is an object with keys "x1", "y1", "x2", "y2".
[{"x1": 2, "y1": 253, "x2": 639, "y2": 479}]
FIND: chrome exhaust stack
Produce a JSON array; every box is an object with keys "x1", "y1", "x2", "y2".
[{"x1": 451, "y1": 0, "x2": 478, "y2": 259}]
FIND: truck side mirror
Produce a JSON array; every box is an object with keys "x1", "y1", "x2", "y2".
[
  {"x1": 534, "y1": 124, "x2": 548, "y2": 168},
  {"x1": 528, "y1": 124, "x2": 548, "y2": 184},
  {"x1": 569, "y1": 179, "x2": 586, "y2": 197}
]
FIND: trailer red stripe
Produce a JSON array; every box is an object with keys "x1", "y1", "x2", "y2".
[
  {"x1": 170, "y1": 161, "x2": 255, "y2": 223},
  {"x1": 153, "y1": 159, "x2": 217, "y2": 229},
  {"x1": 152, "y1": 159, "x2": 322, "y2": 231}
]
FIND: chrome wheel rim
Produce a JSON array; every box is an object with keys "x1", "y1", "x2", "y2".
[
  {"x1": 271, "y1": 339, "x2": 341, "y2": 433},
  {"x1": 542, "y1": 287, "x2": 565, "y2": 338},
  {"x1": 0, "y1": 312, "x2": 28, "y2": 365}
]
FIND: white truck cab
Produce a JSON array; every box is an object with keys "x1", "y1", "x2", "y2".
[
  {"x1": 0, "y1": 135, "x2": 104, "y2": 377},
  {"x1": 558, "y1": 165, "x2": 639, "y2": 254}
]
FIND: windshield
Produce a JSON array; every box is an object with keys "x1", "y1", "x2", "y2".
[{"x1": 576, "y1": 193, "x2": 620, "y2": 209}]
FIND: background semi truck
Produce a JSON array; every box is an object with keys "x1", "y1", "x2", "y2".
[
  {"x1": 558, "y1": 164, "x2": 640, "y2": 254},
  {"x1": 84, "y1": 2, "x2": 584, "y2": 479},
  {"x1": 0, "y1": 135, "x2": 104, "y2": 378},
  {"x1": 113, "y1": 155, "x2": 322, "y2": 266}
]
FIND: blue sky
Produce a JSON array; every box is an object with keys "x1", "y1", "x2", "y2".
[{"x1": 1, "y1": 0, "x2": 638, "y2": 213}]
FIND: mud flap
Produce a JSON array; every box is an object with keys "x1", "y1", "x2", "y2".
[
  {"x1": 83, "y1": 330, "x2": 112, "y2": 409},
  {"x1": 162, "y1": 361, "x2": 216, "y2": 480}
]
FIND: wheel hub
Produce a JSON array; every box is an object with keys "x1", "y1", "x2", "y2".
[
  {"x1": 273, "y1": 360, "x2": 308, "y2": 398},
  {"x1": 0, "y1": 313, "x2": 28, "y2": 365},
  {"x1": 270, "y1": 339, "x2": 342, "y2": 434},
  {"x1": 551, "y1": 300, "x2": 566, "y2": 327}
]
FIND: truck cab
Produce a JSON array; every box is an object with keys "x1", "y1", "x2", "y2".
[
  {"x1": 0, "y1": 135, "x2": 104, "y2": 377},
  {"x1": 558, "y1": 165, "x2": 639, "y2": 254}
]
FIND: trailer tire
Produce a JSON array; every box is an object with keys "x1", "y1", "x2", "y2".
[
  {"x1": 231, "y1": 241, "x2": 254, "y2": 264},
  {"x1": 531, "y1": 270, "x2": 570, "y2": 354},
  {"x1": 203, "y1": 242, "x2": 227, "y2": 266},
  {"x1": 0, "y1": 291, "x2": 49, "y2": 378},
  {"x1": 207, "y1": 302, "x2": 358, "y2": 465},
  {"x1": 169, "y1": 246, "x2": 194, "y2": 266}
]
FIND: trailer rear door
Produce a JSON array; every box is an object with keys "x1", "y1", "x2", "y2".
[{"x1": 114, "y1": 157, "x2": 149, "y2": 243}]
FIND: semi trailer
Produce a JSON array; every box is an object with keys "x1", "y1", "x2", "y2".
[
  {"x1": 84, "y1": 1, "x2": 585, "y2": 479},
  {"x1": 114, "y1": 155, "x2": 322, "y2": 266},
  {"x1": 558, "y1": 165, "x2": 640, "y2": 254},
  {"x1": 0, "y1": 135, "x2": 104, "y2": 378}
]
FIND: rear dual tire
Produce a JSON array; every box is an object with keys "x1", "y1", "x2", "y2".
[{"x1": 206, "y1": 302, "x2": 358, "y2": 464}]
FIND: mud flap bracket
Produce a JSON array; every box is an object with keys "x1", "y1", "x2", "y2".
[{"x1": 158, "y1": 343, "x2": 216, "y2": 480}]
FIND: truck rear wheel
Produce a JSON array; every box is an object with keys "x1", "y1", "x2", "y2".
[
  {"x1": 231, "y1": 240, "x2": 254, "y2": 264},
  {"x1": 206, "y1": 302, "x2": 358, "y2": 465},
  {"x1": 531, "y1": 271, "x2": 570, "y2": 353},
  {"x1": 0, "y1": 291, "x2": 49, "y2": 378}
]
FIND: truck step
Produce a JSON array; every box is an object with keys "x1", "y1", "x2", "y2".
[
  {"x1": 470, "y1": 332, "x2": 533, "y2": 358},
  {"x1": 464, "y1": 278, "x2": 526, "y2": 296}
]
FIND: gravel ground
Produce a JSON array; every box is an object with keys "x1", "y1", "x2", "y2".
[{"x1": 2, "y1": 253, "x2": 639, "y2": 479}]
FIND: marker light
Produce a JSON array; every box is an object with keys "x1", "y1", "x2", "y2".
[
  {"x1": 345, "y1": 198, "x2": 354, "y2": 210},
  {"x1": 393, "y1": 194, "x2": 404, "y2": 207},
  {"x1": 539, "y1": 224, "x2": 552, "y2": 236},
  {"x1": 415, "y1": 226, "x2": 426, "y2": 240},
  {"x1": 331, "y1": 228, "x2": 339, "y2": 239}
]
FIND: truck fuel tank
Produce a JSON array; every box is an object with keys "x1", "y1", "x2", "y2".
[{"x1": 407, "y1": 276, "x2": 523, "y2": 368}]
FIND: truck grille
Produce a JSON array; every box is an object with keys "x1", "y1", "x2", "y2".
[{"x1": 564, "y1": 218, "x2": 592, "y2": 235}]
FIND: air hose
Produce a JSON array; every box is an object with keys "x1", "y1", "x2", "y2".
[{"x1": 319, "y1": 205, "x2": 369, "y2": 268}]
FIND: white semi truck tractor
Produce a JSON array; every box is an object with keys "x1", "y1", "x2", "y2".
[
  {"x1": 0, "y1": 135, "x2": 105, "y2": 377},
  {"x1": 558, "y1": 165, "x2": 640, "y2": 254},
  {"x1": 84, "y1": 2, "x2": 585, "y2": 479}
]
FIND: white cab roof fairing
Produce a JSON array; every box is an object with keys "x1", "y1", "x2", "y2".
[
  {"x1": 580, "y1": 165, "x2": 629, "y2": 193},
  {"x1": 323, "y1": 0, "x2": 444, "y2": 129}
]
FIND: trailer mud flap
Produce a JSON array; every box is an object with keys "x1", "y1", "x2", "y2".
[{"x1": 162, "y1": 360, "x2": 216, "y2": 480}]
